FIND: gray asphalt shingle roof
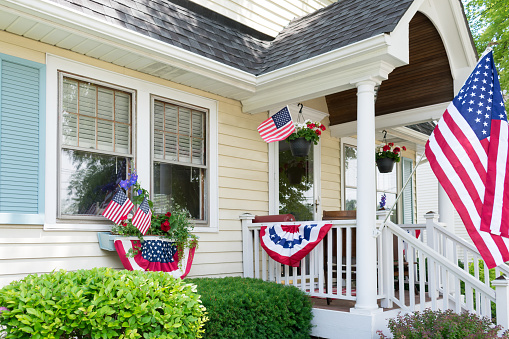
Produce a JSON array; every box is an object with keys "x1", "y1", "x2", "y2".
[{"x1": 53, "y1": 0, "x2": 414, "y2": 75}]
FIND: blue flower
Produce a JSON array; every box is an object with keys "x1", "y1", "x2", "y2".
[
  {"x1": 119, "y1": 180, "x2": 128, "y2": 189},
  {"x1": 129, "y1": 173, "x2": 138, "y2": 186},
  {"x1": 138, "y1": 189, "x2": 143, "y2": 195}
]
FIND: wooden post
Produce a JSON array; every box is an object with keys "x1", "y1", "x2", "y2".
[
  {"x1": 240, "y1": 213, "x2": 255, "y2": 278},
  {"x1": 492, "y1": 275, "x2": 509, "y2": 331}
]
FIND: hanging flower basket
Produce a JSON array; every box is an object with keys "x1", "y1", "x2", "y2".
[
  {"x1": 286, "y1": 117, "x2": 326, "y2": 157},
  {"x1": 376, "y1": 157, "x2": 395, "y2": 173},
  {"x1": 289, "y1": 137, "x2": 312, "y2": 157},
  {"x1": 375, "y1": 133, "x2": 406, "y2": 174}
]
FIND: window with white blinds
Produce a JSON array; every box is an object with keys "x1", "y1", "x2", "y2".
[
  {"x1": 153, "y1": 100, "x2": 205, "y2": 165},
  {"x1": 59, "y1": 75, "x2": 133, "y2": 218},
  {"x1": 62, "y1": 77, "x2": 131, "y2": 154},
  {"x1": 153, "y1": 99, "x2": 207, "y2": 222}
]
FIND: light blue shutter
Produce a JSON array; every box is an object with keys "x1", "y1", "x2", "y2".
[
  {"x1": 402, "y1": 157, "x2": 414, "y2": 224},
  {"x1": 0, "y1": 54, "x2": 45, "y2": 224}
]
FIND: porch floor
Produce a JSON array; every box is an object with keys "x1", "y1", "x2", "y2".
[{"x1": 310, "y1": 290, "x2": 433, "y2": 312}]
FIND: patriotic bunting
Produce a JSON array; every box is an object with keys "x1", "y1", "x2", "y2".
[
  {"x1": 114, "y1": 238, "x2": 196, "y2": 279},
  {"x1": 260, "y1": 223, "x2": 332, "y2": 267}
]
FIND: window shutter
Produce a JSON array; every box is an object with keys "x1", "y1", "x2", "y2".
[
  {"x1": 0, "y1": 56, "x2": 45, "y2": 223},
  {"x1": 402, "y1": 157, "x2": 414, "y2": 224}
]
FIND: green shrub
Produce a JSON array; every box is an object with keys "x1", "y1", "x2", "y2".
[
  {"x1": 0, "y1": 267, "x2": 206, "y2": 338},
  {"x1": 378, "y1": 308, "x2": 509, "y2": 338},
  {"x1": 187, "y1": 277, "x2": 313, "y2": 339}
]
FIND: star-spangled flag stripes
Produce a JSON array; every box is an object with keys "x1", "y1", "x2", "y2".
[
  {"x1": 132, "y1": 198, "x2": 152, "y2": 235},
  {"x1": 425, "y1": 50, "x2": 509, "y2": 268},
  {"x1": 257, "y1": 106, "x2": 296, "y2": 143},
  {"x1": 102, "y1": 189, "x2": 134, "y2": 224}
]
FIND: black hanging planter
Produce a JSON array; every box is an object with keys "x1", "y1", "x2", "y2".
[
  {"x1": 289, "y1": 137, "x2": 312, "y2": 157},
  {"x1": 376, "y1": 157, "x2": 395, "y2": 173}
]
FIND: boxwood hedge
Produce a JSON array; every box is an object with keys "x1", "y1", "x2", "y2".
[
  {"x1": 0, "y1": 267, "x2": 206, "y2": 338},
  {"x1": 187, "y1": 277, "x2": 313, "y2": 339}
]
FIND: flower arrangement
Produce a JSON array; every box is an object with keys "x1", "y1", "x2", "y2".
[
  {"x1": 376, "y1": 142, "x2": 407, "y2": 162},
  {"x1": 111, "y1": 169, "x2": 198, "y2": 261},
  {"x1": 379, "y1": 193, "x2": 386, "y2": 210},
  {"x1": 287, "y1": 120, "x2": 326, "y2": 145}
]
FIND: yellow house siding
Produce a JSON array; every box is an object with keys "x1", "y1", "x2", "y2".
[
  {"x1": 0, "y1": 33, "x2": 271, "y2": 285},
  {"x1": 320, "y1": 120, "x2": 341, "y2": 213},
  {"x1": 0, "y1": 228, "x2": 121, "y2": 287}
]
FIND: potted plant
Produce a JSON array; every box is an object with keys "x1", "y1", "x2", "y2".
[
  {"x1": 375, "y1": 142, "x2": 406, "y2": 173},
  {"x1": 286, "y1": 120, "x2": 326, "y2": 157},
  {"x1": 98, "y1": 169, "x2": 198, "y2": 270}
]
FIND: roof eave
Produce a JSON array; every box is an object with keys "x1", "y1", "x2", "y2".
[{"x1": 1, "y1": 0, "x2": 258, "y2": 96}]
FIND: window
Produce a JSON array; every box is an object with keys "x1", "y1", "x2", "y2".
[
  {"x1": 152, "y1": 98, "x2": 207, "y2": 222},
  {"x1": 342, "y1": 141, "x2": 401, "y2": 223},
  {"x1": 59, "y1": 75, "x2": 133, "y2": 217}
]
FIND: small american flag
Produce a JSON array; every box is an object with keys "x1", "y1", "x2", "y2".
[
  {"x1": 257, "y1": 106, "x2": 295, "y2": 143},
  {"x1": 425, "y1": 50, "x2": 509, "y2": 268},
  {"x1": 132, "y1": 198, "x2": 152, "y2": 235},
  {"x1": 102, "y1": 190, "x2": 134, "y2": 224}
]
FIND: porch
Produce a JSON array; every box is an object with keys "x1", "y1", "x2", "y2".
[{"x1": 240, "y1": 212, "x2": 509, "y2": 338}]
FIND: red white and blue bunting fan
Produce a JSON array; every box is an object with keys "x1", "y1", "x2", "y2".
[
  {"x1": 114, "y1": 237, "x2": 196, "y2": 279},
  {"x1": 260, "y1": 223, "x2": 332, "y2": 267}
]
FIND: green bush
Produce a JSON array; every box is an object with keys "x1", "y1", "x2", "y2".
[
  {"x1": 187, "y1": 277, "x2": 313, "y2": 339},
  {"x1": 0, "y1": 267, "x2": 206, "y2": 338},
  {"x1": 378, "y1": 309, "x2": 509, "y2": 338}
]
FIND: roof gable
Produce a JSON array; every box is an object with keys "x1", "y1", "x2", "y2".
[{"x1": 260, "y1": 0, "x2": 414, "y2": 74}]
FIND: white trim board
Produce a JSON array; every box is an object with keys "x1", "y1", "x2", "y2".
[{"x1": 330, "y1": 102, "x2": 447, "y2": 139}]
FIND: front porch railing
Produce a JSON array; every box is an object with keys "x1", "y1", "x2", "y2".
[
  {"x1": 240, "y1": 212, "x2": 509, "y2": 329},
  {"x1": 240, "y1": 214, "x2": 365, "y2": 301}
]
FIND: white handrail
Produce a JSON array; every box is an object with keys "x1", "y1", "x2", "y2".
[{"x1": 387, "y1": 220, "x2": 495, "y2": 297}]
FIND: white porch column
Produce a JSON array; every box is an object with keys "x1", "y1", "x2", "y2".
[
  {"x1": 352, "y1": 80, "x2": 380, "y2": 313},
  {"x1": 438, "y1": 184, "x2": 455, "y2": 232}
]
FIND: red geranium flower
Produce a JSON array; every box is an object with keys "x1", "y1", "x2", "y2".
[
  {"x1": 402, "y1": 146, "x2": 407, "y2": 151},
  {"x1": 393, "y1": 147, "x2": 401, "y2": 154},
  {"x1": 320, "y1": 125, "x2": 326, "y2": 131},
  {"x1": 308, "y1": 123, "x2": 315, "y2": 129},
  {"x1": 383, "y1": 145, "x2": 391, "y2": 152},
  {"x1": 165, "y1": 212, "x2": 172, "y2": 217},
  {"x1": 120, "y1": 215, "x2": 128, "y2": 221},
  {"x1": 161, "y1": 220, "x2": 171, "y2": 232},
  {"x1": 315, "y1": 129, "x2": 321, "y2": 135}
]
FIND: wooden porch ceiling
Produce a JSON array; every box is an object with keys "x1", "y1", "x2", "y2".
[{"x1": 326, "y1": 12, "x2": 454, "y2": 126}]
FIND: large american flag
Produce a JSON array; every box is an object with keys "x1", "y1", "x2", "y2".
[
  {"x1": 131, "y1": 197, "x2": 152, "y2": 235},
  {"x1": 257, "y1": 106, "x2": 295, "y2": 143},
  {"x1": 102, "y1": 189, "x2": 134, "y2": 224},
  {"x1": 425, "y1": 50, "x2": 508, "y2": 268}
]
